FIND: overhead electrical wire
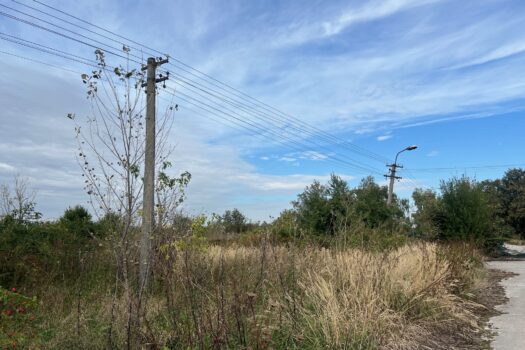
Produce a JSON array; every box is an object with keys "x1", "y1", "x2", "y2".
[
  {"x1": 0, "y1": 42, "x2": 383, "y2": 175},
  {"x1": 171, "y1": 95, "x2": 381, "y2": 174},
  {"x1": 0, "y1": 4, "x2": 384, "y2": 168},
  {"x1": 165, "y1": 73, "x2": 389, "y2": 165},
  {"x1": 405, "y1": 164, "x2": 525, "y2": 173},
  {"x1": 0, "y1": 0, "x2": 401, "y2": 175},
  {"x1": 0, "y1": 18, "x2": 387, "y2": 175},
  {"x1": 0, "y1": 6, "x2": 138, "y2": 64},
  {"x1": 162, "y1": 83, "x2": 385, "y2": 174},
  {"x1": 0, "y1": 48, "x2": 84, "y2": 75},
  {"x1": 0, "y1": 32, "x2": 100, "y2": 68},
  {"x1": 7, "y1": 0, "x2": 392, "y2": 165},
  {"x1": 168, "y1": 90, "x2": 384, "y2": 174}
]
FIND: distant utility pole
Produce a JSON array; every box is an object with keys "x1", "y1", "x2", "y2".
[
  {"x1": 385, "y1": 163, "x2": 402, "y2": 206},
  {"x1": 140, "y1": 56, "x2": 169, "y2": 289},
  {"x1": 385, "y1": 145, "x2": 418, "y2": 206}
]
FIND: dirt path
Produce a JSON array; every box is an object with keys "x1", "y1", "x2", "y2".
[{"x1": 487, "y1": 244, "x2": 525, "y2": 350}]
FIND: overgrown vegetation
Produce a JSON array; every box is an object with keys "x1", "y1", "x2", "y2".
[
  {"x1": 3, "y1": 168, "x2": 524, "y2": 348},
  {"x1": 0, "y1": 211, "x2": 485, "y2": 349}
]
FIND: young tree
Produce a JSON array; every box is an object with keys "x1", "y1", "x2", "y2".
[{"x1": 72, "y1": 47, "x2": 188, "y2": 348}]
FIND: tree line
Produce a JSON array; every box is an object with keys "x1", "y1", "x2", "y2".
[{"x1": 273, "y1": 168, "x2": 525, "y2": 251}]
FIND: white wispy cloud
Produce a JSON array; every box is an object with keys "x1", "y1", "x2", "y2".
[
  {"x1": 322, "y1": 0, "x2": 440, "y2": 37},
  {"x1": 270, "y1": 0, "x2": 442, "y2": 47},
  {"x1": 279, "y1": 156, "x2": 297, "y2": 162},
  {"x1": 377, "y1": 134, "x2": 393, "y2": 141},
  {"x1": 0, "y1": 162, "x2": 16, "y2": 173},
  {"x1": 299, "y1": 150, "x2": 329, "y2": 160}
]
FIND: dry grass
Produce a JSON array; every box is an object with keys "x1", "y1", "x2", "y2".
[{"x1": 36, "y1": 241, "x2": 485, "y2": 349}]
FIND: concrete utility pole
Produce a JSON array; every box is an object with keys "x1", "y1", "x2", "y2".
[
  {"x1": 386, "y1": 163, "x2": 402, "y2": 206},
  {"x1": 385, "y1": 145, "x2": 417, "y2": 206},
  {"x1": 140, "y1": 57, "x2": 169, "y2": 289}
]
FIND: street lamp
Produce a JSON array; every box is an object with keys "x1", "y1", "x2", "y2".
[{"x1": 386, "y1": 145, "x2": 418, "y2": 205}]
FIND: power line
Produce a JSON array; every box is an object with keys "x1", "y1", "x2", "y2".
[
  {"x1": 0, "y1": 43, "x2": 381, "y2": 175},
  {"x1": 0, "y1": 49, "x2": 84, "y2": 75},
  {"x1": 171, "y1": 97, "x2": 369, "y2": 173},
  {"x1": 10, "y1": 0, "x2": 392, "y2": 165},
  {"x1": 0, "y1": 15, "x2": 386, "y2": 174},
  {"x1": 0, "y1": 32, "x2": 99, "y2": 68},
  {"x1": 0, "y1": 5, "x2": 141, "y2": 64},
  {"x1": 163, "y1": 83, "x2": 385, "y2": 174},
  {"x1": 405, "y1": 163, "x2": 525, "y2": 173},
  {"x1": 166, "y1": 73, "x2": 389, "y2": 164},
  {"x1": 172, "y1": 92, "x2": 384, "y2": 175},
  {"x1": 1, "y1": 1, "x2": 397, "y2": 176}
]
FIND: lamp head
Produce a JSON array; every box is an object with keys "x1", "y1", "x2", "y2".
[{"x1": 405, "y1": 145, "x2": 418, "y2": 151}]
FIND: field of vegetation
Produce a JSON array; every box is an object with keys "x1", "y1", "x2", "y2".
[{"x1": 1, "y1": 167, "x2": 524, "y2": 349}]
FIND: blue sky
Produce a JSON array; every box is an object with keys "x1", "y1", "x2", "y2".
[{"x1": 0, "y1": 0, "x2": 524, "y2": 220}]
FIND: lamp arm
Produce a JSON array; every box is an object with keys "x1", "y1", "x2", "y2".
[{"x1": 394, "y1": 149, "x2": 405, "y2": 165}]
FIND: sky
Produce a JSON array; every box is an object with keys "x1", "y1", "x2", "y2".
[{"x1": 0, "y1": 0, "x2": 524, "y2": 221}]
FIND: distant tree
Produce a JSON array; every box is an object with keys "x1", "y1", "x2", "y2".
[
  {"x1": 0, "y1": 176, "x2": 41, "y2": 222},
  {"x1": 351, "y1": 176, "x2": 400, "y2": 229},
  {"x1": 326, "y1": 174, "x2": 353, "y2": 234},
  {"x1": 479, "y1": 178, "x2": 513, "y2": 237},
  {"x1": 59, "y1": 205, "x2": 94, "y2": 238},
  {"x1": 435, "y1": 176, "x2": 492, "y2": 242},
  {"x1": 499, "y1": 168, "x2": 525, "y2": 237},
  {"x1": 222, "y1": 208, "x2": 247, "y2": 233},
  {"x1": 292, "y1": 180, "x2": 330, "y2": 235},
  {"x1": 480, "y1": 179, "x2": 502, "y2": 212},
  {"x1": 272, "y1": 209, "x2": 299, "y2": 238},
  {"x1": 412, "y1": 188, "x2": 439, "y2": 238},
  {"x1": 291, "y1": 175, "x2": 407, "y2": 236}
]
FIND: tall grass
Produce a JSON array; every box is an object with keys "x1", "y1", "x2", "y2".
[{"x1": 35, "y1": 239, "x2": 484, "y2": 349}]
